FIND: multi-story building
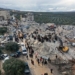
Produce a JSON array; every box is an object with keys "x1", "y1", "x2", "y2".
[
  {"x1": 26, "y1": 13, "x2": 34, "y2": 22},
  {"x1": 0, "y1": 10, "x2": 10, "y2": 20},
  {"x1": 20, "y1": 13, "x2": 34, "y2": 22}
]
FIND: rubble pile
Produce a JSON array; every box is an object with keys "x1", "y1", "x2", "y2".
[{"x1": 23, "y1": 24, "x2": 75, "y2": 62}]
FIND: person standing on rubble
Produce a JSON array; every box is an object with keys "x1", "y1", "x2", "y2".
[
  {"x1": 37, "y1": 58, "x2": 40, "y2": 65},
  {"x1": 56, "y1": 55, "x2": 57, "y2": 59},
  {"x1": 48, "y1": 58, "x2": 51, "y2": 63},
  {"x1": 55, "y1": 55, "x2": 58, "y2": 64},
  {"x1": 40, "y1": 57, "x2": 43, "y2": 62},
  {"x1": 31, "y1": 59, "x2": 34, "y2": 65},
  {"x1": 26, "y1": 55, "x2": 28, "y2": 59},
  {"x1": 50, "y1": 69, "x2": 53, "y2": 73},
  {"x1": 35, "y1": 54, "x2": 37, "y2": 59},
  {"x1": 44, "y1": 60, "x2": 47, "y2": 65},
  {"x1": 42, "y1": 59, "x2": 44, "y2": 66}
]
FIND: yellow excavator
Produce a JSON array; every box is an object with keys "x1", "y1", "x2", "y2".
[
  {"x1": 57, "y1": 36, "x2": 69, "y2": 52},
  {"x1": 58, "y1": 46, "x2": 69, "y2": 52}
]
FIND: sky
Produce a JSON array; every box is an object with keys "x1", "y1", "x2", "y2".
[{"x1": 0, "y1": 0, "x2": 75, "y2": 12}]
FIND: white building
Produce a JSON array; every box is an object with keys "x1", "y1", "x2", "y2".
[{"x1": 11, "y1": 15, "x2": 15, "y2": 20}]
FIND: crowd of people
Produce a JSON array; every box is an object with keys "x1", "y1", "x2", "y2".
[{"x1": 31, "y1": 29, "x2": 58, "y2": 43}]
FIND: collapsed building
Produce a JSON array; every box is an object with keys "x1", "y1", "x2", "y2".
[{"x1": 23, "y1": 24, "x2": 75, "y2": 75}]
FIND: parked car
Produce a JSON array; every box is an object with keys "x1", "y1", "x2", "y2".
[
  {"x1": 2, "y1": 54, "x2": 9, "y2": 63},
  {"x1": 1, "y1": 54, "x2": 8, "y2": 58},
  {"x1": 0, "y1": 55, "x2": 4, "y2": 60},
  {"x1": 17, "y1": 51, "x2": 22, "y2": 55},
  {"x1": 10, "y1": 51, "x2": 21, "y2": 58},
  {"x1": 22, "y1": 50, "x2": 27, "y2": 55},
  {"x1": 0, "y1": 35, "x2": 4, "y2": 38},
  {"x1": 10, "y1": 53, "x2": 19, "y2": 57},
  {"x1": 21, "y1": 43, "x2": 27, "y2": 55},
  {"x1": 8, "y1": 36, "x2": 13, "y2": 40},
  {"x1": 24, "y1": 62, "x2": 30, "y2": 74}
]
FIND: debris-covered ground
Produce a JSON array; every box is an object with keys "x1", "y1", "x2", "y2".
[
  {"x1": 21, "y1": 24, "x2": 75, "y2": 75},
  {"x1": 1, "y1": 22, "x2": 75, "y2": 75}
]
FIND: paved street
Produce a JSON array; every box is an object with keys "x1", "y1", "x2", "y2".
[
  {"x1": 27, "y1": 55, "x2": 52, "y2": 75},
  {"x1": 15, "y1": 39, "x2": 49, "y2": 75},
  {"x1": 19, "y1": 38, "x2": 59, "y2": 75}
]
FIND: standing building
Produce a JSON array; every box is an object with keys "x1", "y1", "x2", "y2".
[
  {"x1": 20, "y1": 15, "x2": 26, "y2": 22},
  {"x1": 11, "y1": 14, "x2": 16, "y2": 20},
  {"x1": 26, "y1": 13, "x2": 34, "y2": 22},
  {"x1": 20, "y1": 13, "x2": 34, "y2": 22},
  {"x1": 0, "y1": 10, "x2": 10, "y2": 20}
]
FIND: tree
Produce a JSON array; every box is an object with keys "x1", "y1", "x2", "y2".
[
  {"x1": 0, "y1": 70, "x2": 1, "y2": 75},
  {"x1": 3, "y1": 58, "x2": 25, "y2": 75},
  {"x1": 0, "y1": 48, "x2": 2, "y2": 54},
  {"x1": 0, "y1": 46, "x2": 4, "y2": 54},
  {"x1": 0, "y1": 27, "x2": 7, "y2": 35},
  {"x1": 5, "y1": 42, "x2": 19, "y2": 52},
  {"x1": 34, "y1": 12, "x2": 75, "y2": 25}
]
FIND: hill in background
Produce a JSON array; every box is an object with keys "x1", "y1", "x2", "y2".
[{"x1": 0, "y1": 7, "x2": 75, "y2": 25}]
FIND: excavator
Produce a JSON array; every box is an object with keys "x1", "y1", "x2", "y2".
[
  {"x1": 57, "y1": 36, "x2": 69, "y2": 52},
  {"x1": 58, "y1": 46, "x2": 69, "y2": 52},
  {"x1": 59, "y1": 36, "x2": 75, "y2": 52}
]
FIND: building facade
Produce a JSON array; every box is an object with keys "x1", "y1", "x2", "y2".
[
  {"x1": 0, "y1": 11, "x2": 10, "y2": 20},
  {"x1": 20, "y1": 13, "x2": 34, "y2": 22}
]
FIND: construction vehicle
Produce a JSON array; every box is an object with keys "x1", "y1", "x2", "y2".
[
  {"x1": 57, "y1": 36, "x2": 69, "y2": 52},
  {"x1": 58, "y1": 46, "x2": 69, "y2": 52}
]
